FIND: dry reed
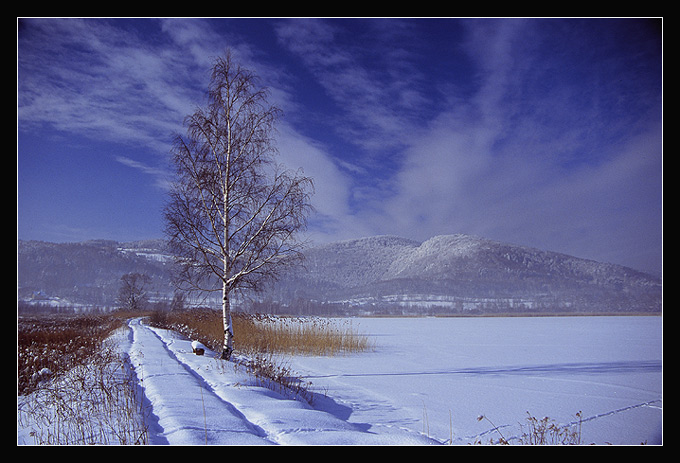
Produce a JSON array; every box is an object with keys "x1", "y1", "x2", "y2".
[{"x1": 149, "y1": 309, "x2": 374, "y2": 357}]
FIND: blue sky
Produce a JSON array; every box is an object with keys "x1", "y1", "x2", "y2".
[{"x1": 17, "y1": 18, "x2": 662, "y2": 274}]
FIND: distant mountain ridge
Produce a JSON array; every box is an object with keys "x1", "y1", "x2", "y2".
[
  {"x1": 263, "y1": 234, "x2": 661, "y2": 313},
  {"x1": 17, "y1": 234, "x2": 661, "y2": 314},
  {"x1": 17, "y1": 239, "x2": 174, "y2": 308}
]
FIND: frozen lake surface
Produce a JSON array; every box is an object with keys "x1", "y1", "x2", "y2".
[{"x1": 287, "y1": 316, "x2": 662, "y2": 445}]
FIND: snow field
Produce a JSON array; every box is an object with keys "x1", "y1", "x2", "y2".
[
  {"x1": 285, "y1": 316, "x2": 662, "y2": 445},
  {"x1": 19, "y1": 315, "x2": 661, "y2": 445}
]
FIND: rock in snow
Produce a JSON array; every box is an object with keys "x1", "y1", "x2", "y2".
[{"x1": 191, "y1": 340, "x2": 206, "y2": 356}]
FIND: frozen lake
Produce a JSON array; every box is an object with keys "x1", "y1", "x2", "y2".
[{"x1": 287, "y1": 315, "x2": 662, "y2": 445}]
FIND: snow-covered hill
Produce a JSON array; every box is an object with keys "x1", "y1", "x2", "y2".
[
  {"x1": 266, "y1": 234, "x2": 662, "y2": 313},
  {"x1": 17, "y1": 234, "x2": 661, "y2": 313},
  {"x1": 17, "y1": 239, "x2": 176, "y2": 308}
]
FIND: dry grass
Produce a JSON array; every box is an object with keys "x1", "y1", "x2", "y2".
[
  {"x1": 18, "y1": 313, "x2": 149, "y2": 444},
  {"x1": 149, "y1": 309, "x2": 374, "y2": 357},
  {"x1": 474, "y1": 411, "x2": 584, "y2": 445},
  {"x1": 18, "y1": 314, "x2": 126, "y2": 395},
  {"x1": 518, "y1": 411, "x2": 583, "y2": 445},
  {"x1": 234, "y1": 313, "x2": 374, "y2": 356}
]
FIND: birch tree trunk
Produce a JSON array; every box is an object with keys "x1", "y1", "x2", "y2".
[{"x1": 222, "y1": 287, "x2": 233, "y2": 359}]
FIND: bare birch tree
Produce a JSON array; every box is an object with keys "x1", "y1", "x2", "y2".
[{"x1": 164, "y1": 51, "x2": 314, "y2": 360}]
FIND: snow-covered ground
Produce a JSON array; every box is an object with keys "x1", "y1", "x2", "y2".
[
  {"x1": 18, "y1": 315, "x2": 662, "y2": 445},
  {"x1": 287, "y1": 316, "x2": 662, "y2": 445}
]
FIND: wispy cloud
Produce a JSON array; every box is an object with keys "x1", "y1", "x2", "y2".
[
  {"x1": 114, "y1": 156, "x2": 173, "y2": 190},
  {"x1": 18, "y1": 19, "x2": 213, "y2": 155},
  {"x1": 274, "y1": 18, "x2": 662, "y2": 271},
  {"x1": 274, "y1": 18, "x2": 432, "y2": 152},
  {"x1": 375, "y1": 19, "x2": 662, "y2": 271}
]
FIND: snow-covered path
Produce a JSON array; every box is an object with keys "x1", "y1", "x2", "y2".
[{"x1": 125, "y1": 318, "x2": 439, "y2": 445}]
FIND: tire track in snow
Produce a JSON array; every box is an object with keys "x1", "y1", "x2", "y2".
[
  {"x1": 128, "y1": 318, "x2": 441, "y2": 445},
  {"x1": 142, "y1": 321, "x2": 275, "y2": 441},
  {"x1": 127, "y1": 318, "x2": 275, "y2": 445}
]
